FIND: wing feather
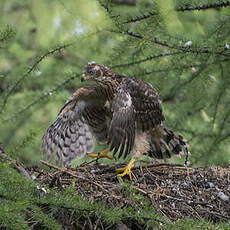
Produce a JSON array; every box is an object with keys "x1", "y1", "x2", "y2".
[
  {"x1": 42, "y1": 87, "x2": 108, "y2": 166},
  {"x1": 125, "y1": 78, "x2": 165, "y2": 131},
  {"x1": 108, "y1": 86, "x2": 135, "y2": 158}
]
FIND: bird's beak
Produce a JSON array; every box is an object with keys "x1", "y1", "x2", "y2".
[
  {"x1": 81, "y1": 74, "x2": 86, "y2": 82},
  {"x1": 81, "y1": 73, "x2": 92, "y2": 82}
]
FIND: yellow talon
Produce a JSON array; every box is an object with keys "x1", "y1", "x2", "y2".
[
  {"x1": 88, "y1": 147, "x2": 113, "y2": 160},
  {"x1": 116, "y1": 158, "x2": 135, "y2": 180}
]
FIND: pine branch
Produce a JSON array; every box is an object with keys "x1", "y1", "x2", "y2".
[
  {"x1": 121, "y1": 1, "x2": 230, "y2": 24},
  {"x1": 98, "y1": 0, "x2": 119, "y2": 19},
  {"x1": 177, "y1": 1, "x2": 230, "y2": 12},
  {"x1": 123, "y1": 31, "x2": 230, "y2": 57},
  {"x1": 111, "y1": 0, "x2": 136, "y2": 6},
  {"x1": 0, "y1": 25, "x2": 15, "y2": 43},
  {"x1": 3, "y1": 73, "x2": 79, "y2": 122},
  {"x1": 111, "y1": 52, "x2": 181, "y2": 68},
  {"x1": 123, "y1": 10, "x2": 157, "y2": 24},
  {"x1": 138, "y1": 64, "x2": 201, "y2": 75},
  {"x1": 1, "y1": 43, "x2": 72, "y2": 112},
  {"x1": 122, "y1": 10, "x2": 157, "y2": 24},
  {"x1": 0, "y1": 143, "x2": 31, "y2": 180}
]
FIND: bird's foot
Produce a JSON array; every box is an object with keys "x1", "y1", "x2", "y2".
[
  {"x1": 116, "y1": 158, "x2": 135, "y2": 180},
  {"x1": 88, "y1": 147, "x2": 113, "y2": 160}
]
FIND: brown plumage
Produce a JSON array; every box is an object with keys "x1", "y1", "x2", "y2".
[{"x1": 42, "y1": 62, "x2": 189, "y2": 169}]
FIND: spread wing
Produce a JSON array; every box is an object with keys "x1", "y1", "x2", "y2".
[
  {"x1": 42, "y1": 87, "x2": 108, "y2": 166},
  {"x1": 128, "y1": 77, "x2": 165, "y2": 131},
  {"x1": 107, "y1": 83, "x2": 135, "y2": 159},
  {"x1": 107, "y1": 77, "x2": 164, "y2": 159}
]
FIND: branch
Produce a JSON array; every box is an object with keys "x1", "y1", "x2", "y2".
[
  {"x1": 138, "y1": 64, "x2": 201, "y2": 75},
  {"x1": 177, "y1": 1, "x2": 230, "y2": 12},
  {"x1": 1, "y1": 43, "x2": 72, "y2": 112},
  {"x1": 0, "y1": 143, "x2": 31, "y2": 180},
  {"x1": 123, "y1": 31, "x2": 230, "y2": 57},
  {"x1": 111, "y1": 52, "x2": 181, "y2": 68},
  {"x1": 0, "y1": 25, "x2": 15, "y2": 43},
  {"x1": 121, "y1": 1, "x2": 230, "y2": 23},
  {"x1": 3, "y1": 73, "x2": 79, "y2": 122},
  {"x1": 123, "y1": 11, "x2": 157, "y2": 24},
  {"x1": 111, "y1": 0, "x2": 136, "y2": 6}
]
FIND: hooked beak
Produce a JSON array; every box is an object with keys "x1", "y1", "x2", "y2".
[
  {"x1": 81, "y1": 73, "x2": 92, "y2": 82},
  {"x1": 81, "y1": 73, "x2": 86, "y2": 82}
]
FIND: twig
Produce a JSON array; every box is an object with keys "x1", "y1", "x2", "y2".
[
  {"x1": 110, "y1": 52, "x2": 181, "y2": 68},
  {"x1": 3, "y1": 73, "x2": 78, "y2": 122},
  {"x1": 14, "y1": 162, "x2": 31, "y2": 180},
  {"x1": 0, "y1": 143, "x2": 31, "y2": 180},
  {"x1": 177, "y1": 2, "x2": 230, "y2": 12},
  {"x1": 122, "y1": 2, "x2": 230, "y2": 24},
  {"x1": 40, "y1": 160, "x2": 114, "y2": 191},
  {"x1": 1, "y1": 43, "x2": 72, "y2": 112},
  {"x1": 122, "y1": 31, "x2": 230, "y2": 57}
]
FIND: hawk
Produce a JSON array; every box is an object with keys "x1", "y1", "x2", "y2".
[{"x1": 42, "y1": 62, "x2": 189, "y2": 179}]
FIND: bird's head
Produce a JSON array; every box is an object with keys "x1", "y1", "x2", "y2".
[{"x1": 81, "y1": 62, "x2": 122, "y2": 82}]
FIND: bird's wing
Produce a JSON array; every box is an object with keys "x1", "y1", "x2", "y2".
[
  {"x1": 128, "y1": 77, "x2": 165, "y2": 131},
  {"x1": 42, "y1": 87, "x2": 108, "y2": 166},
  {"x1": 107, "y1": 83, "x2": 136, "y2": 159}
]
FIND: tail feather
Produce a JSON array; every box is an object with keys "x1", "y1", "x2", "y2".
[{"x1": 147, "y1": 126, "x2": 190, "y2": 163}]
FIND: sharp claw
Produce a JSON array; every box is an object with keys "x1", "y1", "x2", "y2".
[
  {"x1": 88, "y1": 148, "x2": 113, "y2": 160},
  {"x1": 88, "y1": 153, "x2": 100, "y2": 158},
  {"x1": 116, "y1": 158, "x2": 135, "y2": 180}
]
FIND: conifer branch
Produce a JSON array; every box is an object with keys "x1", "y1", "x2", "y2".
[
  {"x1": 1, "y1": 43, "x2": 72, "y2": 112},
  {"x1": 122, "y1": 10, "x2": 157, "y2": 24},
  {"x1": 111, "y1": 52, "x2": 181, "y2": 68},
  {"x1": 3, "y1": 73, "x2": 79, "y2": 122},
  {"x1": 98, "y1": 0, "x2": 111, "y2": 13},
  {"x1": 98, "y1": 0, "x2": 119, "y2": 19},
  {"x1": 121, "y1": 2, "x2": 230, "y2": 24},
  {"x1": 139, "y1": 64, "x2": 201, "y2": 75},
  {"x1": 123, "y1": 31, "x2": 230, "y2": 57},
  {"x1": 0, "y1": 143, "x2": 31, "y2": 180},
  {"x1": 112, "y1": 0, "x2": 136, "y2": 6},
  {"x1": 177, "y1": 1, "x2": 230, "y2": 12},
  {"x1": 0, "y1": 25, "x2": 15, "y2": 43}
]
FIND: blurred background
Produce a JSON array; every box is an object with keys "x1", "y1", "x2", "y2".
[{"x1": 0, "y1": 0, "x2": 230, "y2": 167}]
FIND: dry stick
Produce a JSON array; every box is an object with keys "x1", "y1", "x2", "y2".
[
  {"x1": 133, "y1": 162, "x2": 193, "y2": 171},
  {"x1": 0, "y1": 144, "x2": 31, "y2": 180},
  {"x1": 40, "y1": 160, "x2": 193, "y2": 181},
  {"x1": 40, "y1": 160, "x2": 110, "y2": 191}
]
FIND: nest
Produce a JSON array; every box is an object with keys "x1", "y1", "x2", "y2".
[{"x1": 27, "y1": 161, "x2": 230, "y2": 222}]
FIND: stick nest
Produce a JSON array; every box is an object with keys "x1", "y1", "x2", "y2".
[{"x1": 27, "y1": 161, "x2": 230, "y2": 222}]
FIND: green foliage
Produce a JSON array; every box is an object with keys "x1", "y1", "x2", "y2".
[
  {"x1": 1, "y1": 160, "x2": 230, "y2": 229},
  {"x1": 1, "y1": 0, "x2": 230, "y2": 166},
  {"x1": 1, "y1": 0, "x2": 230, "y2": 227},
  {"x1": 0, "y1": 25, "x2": 15, "y2": 44}
]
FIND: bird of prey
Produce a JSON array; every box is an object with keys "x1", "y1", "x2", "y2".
[{"x1": 42, "y1": 62, "x2": 189, "y2": 179}]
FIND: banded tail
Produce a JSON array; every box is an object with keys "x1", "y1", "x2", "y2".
[{"x1": 147, "y1": 126, "x2": 190, "y2": 164}]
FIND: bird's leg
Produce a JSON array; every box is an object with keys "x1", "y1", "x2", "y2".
[
  {"x1": 116, "y1": 158, "x2": 135, "y2": 180},
  {"x1": 88, "y1": 147, "x2": 113, "y2": 160}
]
